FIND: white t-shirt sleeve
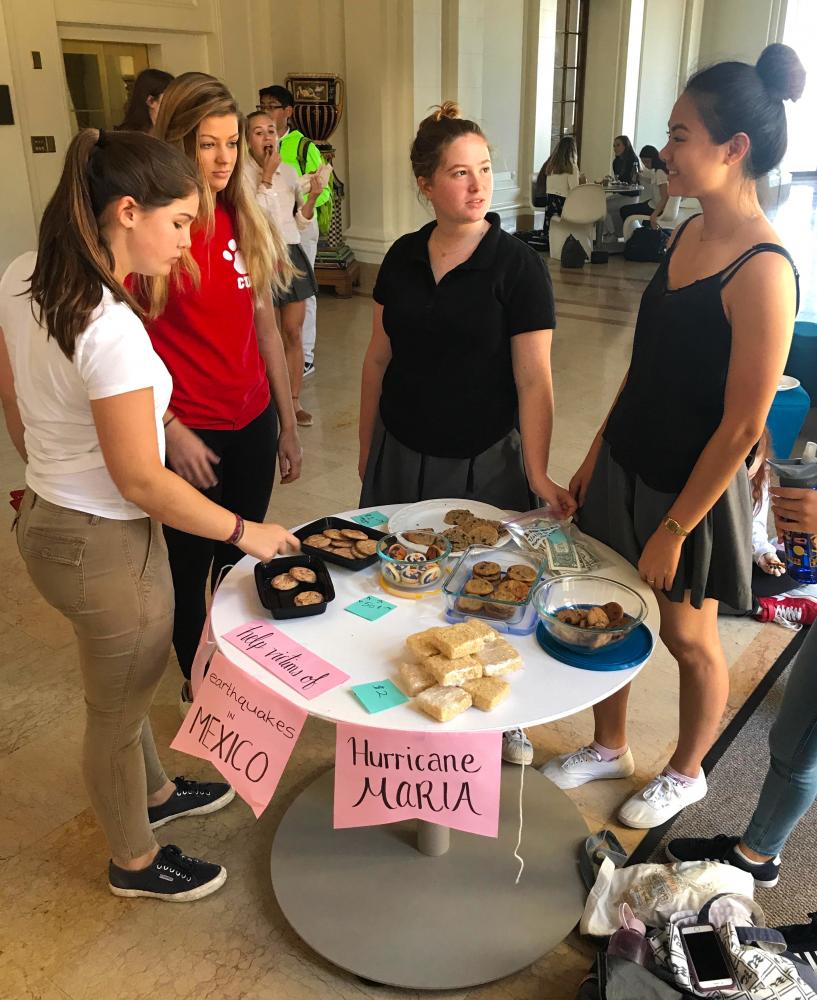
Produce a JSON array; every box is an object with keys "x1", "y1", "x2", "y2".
[
  {"x1": 75, "y1": 304, "x2": 160, "y2": 401},
  {"x1": 654, "y1": 169, "x2": 668, "y2": 188}
]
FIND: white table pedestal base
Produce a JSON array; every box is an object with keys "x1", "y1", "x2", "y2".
[{"x1": 270, "y1": 763, "x2": 588, "y2": 989}]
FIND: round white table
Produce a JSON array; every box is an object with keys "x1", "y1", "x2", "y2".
[{"x1": 211, "y1": 505, "x2": 659, "y2": 989}]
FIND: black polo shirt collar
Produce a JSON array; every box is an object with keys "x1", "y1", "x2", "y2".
[{"x1": 408, "y1": 212, "x2": 502, "y2": 272}]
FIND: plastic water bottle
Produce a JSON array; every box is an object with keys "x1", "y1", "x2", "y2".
[
  {"x1": 607, "y1": 902, "x2": 650, "y2": 966},
  {"x1": 769, "y1": 441, "x2": 817, "y2": 585}
]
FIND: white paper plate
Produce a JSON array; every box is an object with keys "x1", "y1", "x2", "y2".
[
  {"x1": 387, "y1": 498, "x2": 511, "y2": 550},
  {"x1": 778, "y1": 374, "x2": 801, "y2": 392}
]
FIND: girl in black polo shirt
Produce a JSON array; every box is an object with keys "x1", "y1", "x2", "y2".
[
  {"x1": 542, "y1": 45, "x2": 804, "y2": 831},
  {"x1": 359, "y1": 103, "x2": 573, "y2": 518}
]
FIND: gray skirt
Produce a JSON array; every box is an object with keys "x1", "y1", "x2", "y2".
[
  {"x1": 578, "y1": 441, "x2": 752, "y2": 610},
  {"x1": 274, "y1": 242, "x2": 318, "y2": 306},
  {"x1": 359, "y1": 414, "x2": 536, "y2": 511}
]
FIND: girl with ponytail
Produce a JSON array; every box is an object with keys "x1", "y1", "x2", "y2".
[
  {"x1": 0, "y1": 128, "x2": 298, "y2": 900},
  {"x1": 547, "y1": 44, "x2": 806, "y2": 832},
  {"x1": 144, "y1": 72, "x2": 303, "y2": 712}
]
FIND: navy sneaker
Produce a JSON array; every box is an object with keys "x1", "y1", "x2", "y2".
[
  {"x1": 666, "y1": 833, "x2": 781, "y2": 888},
  {"x1": 108, "y1": 844, "x2": 226, "y2": 901},
  {"x1": 303, "y1": 360, "x2": 315, "y2": 379},
  {"x1": 148, "y1": 776, "x2": 235, "y2": 829}
]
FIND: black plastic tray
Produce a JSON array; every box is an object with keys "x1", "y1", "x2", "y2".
[
  {"x1": 254, "y1": 554, "x2": 335, "y2": 619},
  {"x1": 294, "y1": 516, "x2": 386, "y2": 571}
]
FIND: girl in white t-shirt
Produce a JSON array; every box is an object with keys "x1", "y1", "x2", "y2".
[
  {"x1": 534, "y1": 135, "x2": 585, "y2": 246},
  {"x1": 619, "y1": 144, "x2": 670, "y2": 230},
  {"x1": 0, "y1": 128, "x2": 299, "y2": 902}
]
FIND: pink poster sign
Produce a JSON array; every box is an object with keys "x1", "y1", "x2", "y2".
[
  {"x1": 222, "y1": 620, "x2": 349, "y2": 700},
  {"x1": 333, "y1": 723, "x2": 503, "y2": 837},
  {"x1": 171, "y1": 651, "x2": 308, "y2": 818}
]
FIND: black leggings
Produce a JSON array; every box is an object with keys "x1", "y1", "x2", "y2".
[
  {"x1": 620, "y1": 200, "x2": 654, "y2": 222},
  {"x1": 164, "y1": 402, "x2": 278, "y2": 678}
]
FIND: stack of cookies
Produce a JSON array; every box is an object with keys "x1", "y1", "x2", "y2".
[
  {"x1": 441, "y1": 509, "x2": 507, "y2": 551},
  {"x1": 302, "y1": 527, "x2": 378, "y2": 562},
  {"x1": 456, "y1": 560, "x2": 538, "y2": 618},
  {"x1": 398, "y1": 622, "x2": 524, "y2": 722}
]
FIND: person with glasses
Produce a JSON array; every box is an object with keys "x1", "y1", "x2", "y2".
[{"x1": 257, "y1": 85, "x2": 331, "y2": 382}]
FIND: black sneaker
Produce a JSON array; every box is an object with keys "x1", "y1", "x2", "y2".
[
  {"x1": 303, "y1": 360, "x2": 315, "y2": 379},
  {"x1": 108, "y1": 844, "x2": 226, "y2": 901},
  {"x1": 148, "y1": 776, "x2": 235, "y2": 829},
  {"x1": 666, "y1": 833, "x2": 781, "y2": 888}
]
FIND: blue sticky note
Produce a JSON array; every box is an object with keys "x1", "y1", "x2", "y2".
[
  {"x1": 350, "y1": 511, "x2": 389, "y2": 528},
  {"x1": 352, "y1": 679, "x2": 409, "y2": 713},
  {"x1": 345, "y1": 595, "x2": 397, "y2": 622}
]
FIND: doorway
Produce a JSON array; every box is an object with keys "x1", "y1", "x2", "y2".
[{"x1": 62, "y1": 40, "x2": 150, "y2": 132}]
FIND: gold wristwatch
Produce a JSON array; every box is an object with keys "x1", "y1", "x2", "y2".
[{"x1": 663, "y1": 516, "x2": 690, "y2": 538}]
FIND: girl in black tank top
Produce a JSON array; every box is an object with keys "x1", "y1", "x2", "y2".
[{"x1": 540, "y1": 44, "x2": 804, "y2": 832}]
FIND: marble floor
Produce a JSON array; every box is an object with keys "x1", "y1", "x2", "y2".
[{"x1": 1, "y1": 196, "x2": 812, "y2": 999}]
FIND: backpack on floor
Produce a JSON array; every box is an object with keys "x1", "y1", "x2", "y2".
[
  {"x1": 624, "y1": 225, "x2": 670, "y2": 262},
  {"x1": 561, "y1": 234, "x2": 588, "y2": 268}
]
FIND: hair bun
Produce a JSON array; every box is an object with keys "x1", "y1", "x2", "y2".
[
  {"x1": 756, "y1": 43, "x2": 806, "y2": 102},
  {"x1": 433, "y1": 101, "x2": 461, "y2": 122}
]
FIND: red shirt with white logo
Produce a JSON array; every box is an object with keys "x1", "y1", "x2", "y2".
[{"x1": 145, "y1": 200, "x2": 270, "y2": 430}]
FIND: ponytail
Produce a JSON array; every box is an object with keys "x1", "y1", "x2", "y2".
[{"x1": 28, "y1": 128, "x2": 200, "y2": 360}]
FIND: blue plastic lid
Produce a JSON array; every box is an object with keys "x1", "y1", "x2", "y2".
[{"x1": 535, "y1": 621, "x2": 653, "y2": 671}]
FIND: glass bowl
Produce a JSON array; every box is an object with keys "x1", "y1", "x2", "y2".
[
  {"x1": 376, "y1": 532, "x2": 451, "y2": 593},
  {"x1": 533, "y1": 575, "x2": 647, "y2": 653}
]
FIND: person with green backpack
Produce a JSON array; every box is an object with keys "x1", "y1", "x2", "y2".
[{"x1": 258, "y1": 85, "x2": 332, "y2": 379}]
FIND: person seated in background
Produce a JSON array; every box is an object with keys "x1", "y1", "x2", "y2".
[
  {"x1": 720, "y1": 429, "x2": 817, "y2": 627},
  {"x1": 116, "y1": 68, "x2": 174, "y2": 133},
  {"x1": 619, "y1": 144, "x2": 669, "y2": 234},
  {"x1": 533, "y1": 136, "x2": 585, "y2": 248},
  {"x1": 611, "y1": 134, "x2": 640, "y2": 183},
  {"x1": 604, "y1": 135, "x2": 641, "y2": 237}
]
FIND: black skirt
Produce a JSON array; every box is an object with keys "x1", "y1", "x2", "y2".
[
  {"x1": 577, "y1": 441, "x2": 752, "y2": 610},
  {"x1": 360, "y1": 414, "x2": 536, "y2": 511},
  {"x1": 274, "y1": 242, "x2": 318, "y2": 306}
]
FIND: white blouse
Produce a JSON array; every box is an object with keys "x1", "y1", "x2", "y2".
[
  {"x1": 545, "y1": 166, "x2": 581, "y2": 199},
  {"x1": 244, "y1": 157, "x2": 311, "y2": 245}
]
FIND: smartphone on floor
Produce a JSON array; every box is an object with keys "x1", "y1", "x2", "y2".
[{"x1": 679, "y1": 923, "x2": 737, "y2": 993}]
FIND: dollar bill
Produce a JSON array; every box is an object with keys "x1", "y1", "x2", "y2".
[{"x1": 544, "y1": 529, "x2": 583, "y2": 572}]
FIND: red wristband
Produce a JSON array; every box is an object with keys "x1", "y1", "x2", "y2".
[{"x1": 226, "y1": 514, "x2": 244, "y2": 545}]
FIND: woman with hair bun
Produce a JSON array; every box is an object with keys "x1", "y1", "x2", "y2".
[
  {"x1": 359, "y1": 101, "x2": 572, "y2": 768},
  {"x1": 359, "y1": 101, "x2": 572, "y2": 517},
  {"x1": 0, "y1": 129, "x2": 298, "y2": 900},
  {"x1": 544, "y1": 44, "x2": 805, "y2": 830}
]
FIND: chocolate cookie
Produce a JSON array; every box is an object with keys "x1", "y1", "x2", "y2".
[
  {"x1": 494, "y1": 579, "x2": 530, "y2": 602},
  {"x1": 457, "y1": 597, "x2": 484, "y2": 613},
  {"x1": 272, "y1": 572, "x2": 298, "y2": 591},
  {"x1": 464, "y1": 577, "x2": 494, "y2": 596},
  {"x1": 506, "y1": 564, "x2": 537, "y2": 584},
  {"x1": 444, "y1": 509, "x2": 475, "y2": 526},
  {"x1": 303, "y1": 533, "x2": 331, "y2": 549},
  {"x1": 403, "y1": 529, "x2": 438, "y2": 545},
  {"x1": 290, "y1": 566, "x2": 317, "y2": 584},
  {"x1": 467, "y1": 522, "x2": 500, "y2": 546},
  {"x1": 294, "y1": 591, "x2": 323, "y2": 606},
  {"x1": 443, "y1": 527, "x2": 470, "y2": 551},
  {"x1": 473, "y1": 560, "x2": 501, "y2": 578}
]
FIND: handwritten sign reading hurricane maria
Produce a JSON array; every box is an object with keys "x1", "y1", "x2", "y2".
[
  {"x1": 171, "y1": 652, "x2": 308, "y2": 818},
  {"x1": 222, "y1": 620, "x2": 349, "y2": 700},
  {"x1": 334, "y1": 723, "x2": 502, "y2": 837}
]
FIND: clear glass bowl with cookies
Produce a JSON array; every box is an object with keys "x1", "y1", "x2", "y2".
[
  {"x1": 533, "y1": 575, "x2": 647, "y2": 653},
  {"x1": 376, "y1": 532, "x2": 452, "y2": 595},
  {"x1": 442, "y1": 546, "x2": 545, "y2": 631}
]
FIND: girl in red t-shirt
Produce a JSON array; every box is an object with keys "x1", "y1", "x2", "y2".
[{"x1": 145, "y1": 72, "x2": 303, "y2": 711}]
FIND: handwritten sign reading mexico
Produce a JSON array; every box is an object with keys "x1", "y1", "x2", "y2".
[
  {"x1": 333, "y1": 724, "x2": 502, "y2": 837},
  {"x1": 222, "y1": 620, "x2": 349, "y2": 699},
  {"x1": 172, "y1": 652, "x2": 308, "y2": 817}
]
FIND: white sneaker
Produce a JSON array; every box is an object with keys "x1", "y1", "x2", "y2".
[
  {"x1": 540, "y1": 745, "x2": 635, "y2": 790},
  {"x1": 618, "y1": 771, "x2": 708, "y2": 829},
  {"x1": 502, "y1": 728, "x2": 534, "y2": 765},
  {"x1": 179, "y1": 680, "x2": 193, "y2": 720}
]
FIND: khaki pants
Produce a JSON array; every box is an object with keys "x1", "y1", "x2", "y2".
[{"x1": 16, "y1": 491, "x2": 174, "y2": 861}]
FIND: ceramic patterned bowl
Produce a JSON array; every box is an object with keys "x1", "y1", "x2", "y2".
[{"x1": 376, "y1": 533, "x2": 451, "y2": 592}]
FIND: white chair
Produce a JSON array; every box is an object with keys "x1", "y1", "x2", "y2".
[
  {"x1": 621, "y1": 195, "x2": 682, "y2": 242},
  {"x1": 549, "y1": 185, "x2": 607, "y2": 261}
]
